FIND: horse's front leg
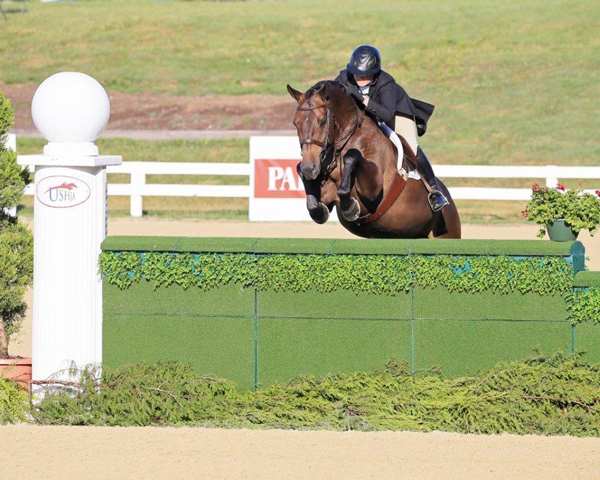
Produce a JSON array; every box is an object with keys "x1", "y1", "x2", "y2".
[
  {"x1": 337, "y1": 149, "x2": 363, "y2": 221},
  {"x1": 297, "y1": 162, "x2": 332, "y2": 224}
]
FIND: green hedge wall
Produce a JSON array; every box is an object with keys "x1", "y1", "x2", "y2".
[{"x1": 101, "y1": 237, "x2": 597, "y2": 389}]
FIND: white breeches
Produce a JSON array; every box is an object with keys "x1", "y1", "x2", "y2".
[{"x1": 394, "y1": 115, "x2": 419, "y2": 156}]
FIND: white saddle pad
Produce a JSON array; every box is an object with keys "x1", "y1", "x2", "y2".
[{"x1": 379, "y1": 123, "x2": 421, "y2": 181}]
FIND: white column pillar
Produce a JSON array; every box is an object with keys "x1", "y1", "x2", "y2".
[{"x1": 17, "y1": 72, "x2": 122, "y2": 383}]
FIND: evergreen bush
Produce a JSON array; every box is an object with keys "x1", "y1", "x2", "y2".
[
  {"x1": 0, "y1": 90, "x2": 33, "y2": 357},
  {"x1": 0, "y1": 377, "x2": 29, "y2": 424},
  {"x1": 33, "y1": 353, "x2": 600, "y2": 436}
]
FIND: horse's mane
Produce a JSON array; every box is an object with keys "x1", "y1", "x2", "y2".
[{"x1": 305, "y1": 80, "x2": 348, "y2": 100}]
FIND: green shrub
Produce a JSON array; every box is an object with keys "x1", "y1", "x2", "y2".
[
  {"x1": 99, "y1": 251, "x2": 574, "y2": 297},
  {"x1": 569, "y1": 287, "x2": 600, "y2": 325},
  {"x1": 34, "y1": 353, "x2": 600, "y2": 436},
  {"x1": 524, "y1": 183, "x2": 600, "y2": 238},
  {"x1": 0, "y1": 377, "x2": 28, "y2": 424},
  {"x1": 0, "y1": 90, "x2": 33, "y2": 356}
]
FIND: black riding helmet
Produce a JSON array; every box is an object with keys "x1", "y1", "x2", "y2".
[{"x1": 347, "y1": 45, "x2": 381, "y2": 77}]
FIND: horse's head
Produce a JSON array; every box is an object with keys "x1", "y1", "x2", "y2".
[{"x1": 287, "y1": 81, "x2": 351, "y2": 181}]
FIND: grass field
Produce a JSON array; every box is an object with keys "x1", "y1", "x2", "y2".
[
  {"x1": 2, "y1": 0, "x2": 599, "y2": 165},
  {"x1": 4, "y1": 0, "x2": 598, "y2": 221}
]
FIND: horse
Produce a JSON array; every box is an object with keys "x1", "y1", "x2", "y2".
[{"x1": 287, "y1": 80, "x2": 461, "y2": 239}]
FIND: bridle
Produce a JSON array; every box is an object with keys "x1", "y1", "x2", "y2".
[
  {"x1": 296, "y1": 103, "x2": 331, "y2": 149},
  {"x1": 296, "y1": 99, "x2": 363, "y2": 178}
]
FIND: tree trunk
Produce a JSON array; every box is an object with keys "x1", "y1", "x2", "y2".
[{"x1": 0, "y1": 320, "x2": 9, "y2": 357}]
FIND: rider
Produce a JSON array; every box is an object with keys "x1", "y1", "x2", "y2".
[{"x1": 334, "y1": 45, "x2": 449, "y2": 212}]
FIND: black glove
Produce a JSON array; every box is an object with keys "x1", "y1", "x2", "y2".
[{"x1": 349, "y1": 90, "x2": 364, "y2": 103}]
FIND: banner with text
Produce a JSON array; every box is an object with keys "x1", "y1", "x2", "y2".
[{"x1": 249, "y1": 136, "x2": 338, "y2": 222}]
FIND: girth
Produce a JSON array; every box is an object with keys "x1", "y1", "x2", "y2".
[
  {"x1": 354, "y1": 134, "x2": 417, "y2": 227},
  {"x1": 355, "y1": 172, "x2": 407, "y2": 227}
]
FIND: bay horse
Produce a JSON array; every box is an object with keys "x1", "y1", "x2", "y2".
[{"x1": 287, "y1": 81, "x2": 461, "y2": 239}]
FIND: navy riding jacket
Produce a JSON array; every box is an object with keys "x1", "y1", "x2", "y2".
[{"x1": 334, "y1": 69, "x2": 435, "y2": 135}]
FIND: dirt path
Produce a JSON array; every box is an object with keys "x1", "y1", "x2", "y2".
[
  {"x1": 2, "y1": 83, "x2": 295, "y2": 131},
  {"x1": 6, "y1": 221, "x2": 599, "y2": 479},
  {"x1": 12, "y1": 128, "x2": 297, "y2": 140},
  {"x1": 2, "y1": 425, "x2": 599, "y2": 480},
  {"x1": 8, "y1": 220, "x2": 599, "y2": 358}
]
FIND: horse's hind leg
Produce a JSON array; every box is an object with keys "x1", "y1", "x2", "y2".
[
  {"x1": 297, "y1": 163, "x2": 331, "y2": 224},
  {"x1": 337, "y1": 149, "x2": 362, "y2": 221}
]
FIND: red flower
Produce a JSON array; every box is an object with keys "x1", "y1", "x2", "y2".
[
  {"x1": 521, "y1": 209, "x2": 527, "y2": 217},
  {"x1": 557, "y1": 183, "x2": 566, "y2": 191},
  {"x1": 532, "y1": 183, "x2": 539, "y2": 191},
  {"x1": 596, "y1": 190, "x2": 600, "y2": 197}
]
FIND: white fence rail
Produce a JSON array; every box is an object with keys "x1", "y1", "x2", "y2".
[
  {"x1": 434, "y1": 165, "x2": 600, "y2": 201},
  {"x1": 21, "y1": 162, "x2": 600, "y2": 217},
  {"x1": 106, "y1": 162, "x2": 251, "y2": 217},
  {"x1": 10, "y1": 133, "x2": 600, "y2": 218}
]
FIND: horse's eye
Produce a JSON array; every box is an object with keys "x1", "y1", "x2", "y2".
[{"x1": 319, "y1": 119, "x2": 327, "y2": 127}]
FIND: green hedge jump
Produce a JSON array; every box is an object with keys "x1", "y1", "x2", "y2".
[{"x1": 101, "y1": 237, "x2": 598, "y2": 390}]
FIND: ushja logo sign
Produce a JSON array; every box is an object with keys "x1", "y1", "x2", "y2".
[{"x1": 36, "y1": 176, "x2": 91, "y2": 208}]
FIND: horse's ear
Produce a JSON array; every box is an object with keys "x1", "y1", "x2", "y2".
[
  {"x1": 287, "y1": 84, "x2": 302, "y2": 102},
  {"x1": 321, "y1": 82, "x2": 331, "y2": 101}
]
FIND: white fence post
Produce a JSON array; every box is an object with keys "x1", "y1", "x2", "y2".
[
  {"x1": 5, "y1": 134, "x2": 17, "y2": 217},
  {"x1": 130, "y1": 171, "x2": 145, "y2": 217},
  {"x1": 545, "y1": 165, "x2": 559, "y2": 188},
  {"x1": 6, "y1": 133, "x2": 16, "y2": 152}
]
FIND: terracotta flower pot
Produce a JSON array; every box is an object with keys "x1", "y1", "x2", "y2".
[
  {"x1": 0, "y1": 357, "x2": 32, "y2": 386},
  {"x1": 546, "y1": 219, "x2": 579, "y2": 242}
]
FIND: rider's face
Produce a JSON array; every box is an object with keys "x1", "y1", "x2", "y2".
[{"x1": 354, "y1": 75, "x2": 374, "y2": 87}]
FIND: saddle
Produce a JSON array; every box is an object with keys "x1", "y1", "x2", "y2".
[
  {"x1": 378, "y1": 124, "x2": 420, "y2": 181},
  {"x1": 355, "y1": 125, "x2": 422, "y2": 227}
]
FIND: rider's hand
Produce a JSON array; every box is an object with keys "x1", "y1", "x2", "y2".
[
  {"x1": 363, "y1": 95, "x2": 370, "y2": 107},
  {"x1": 350, "y1": 91, "x2": 363, "y2": 103}
]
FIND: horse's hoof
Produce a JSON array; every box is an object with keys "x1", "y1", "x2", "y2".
[
  {"x1": 310, "y1": 203, "x2": 330, "y2": 224},
  {"x1": 341, "y1": 197, "x2": 360, "y2": 222},
  {"x1": 306, "y1": 195, "x2": 319, "y2": 211}
]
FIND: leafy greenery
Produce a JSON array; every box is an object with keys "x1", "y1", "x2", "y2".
[
  {"x1": 569, "y1": 287, "x2": 600, "y2": 325},
  {"x1": 0, "y1": 90, "x2": 33, "y2": 356},
  {"x1": 0, "y1": 377, "x2": 28, "y2": 424},
  {"x1": 99, "y1": 251, "x2": 574, "y2": 297},
  {"x1": 524, "y1": 184, "x2": 600, "y2": 238},
  {"x1": 33, "y1": 353, "x2": 600, "y2": 436}
]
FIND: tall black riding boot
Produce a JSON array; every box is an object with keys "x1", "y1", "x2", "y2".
[{"x1": 416, "y1": 146, "x2": 449, "y2": 213}]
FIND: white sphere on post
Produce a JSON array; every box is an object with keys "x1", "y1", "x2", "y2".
[{"x1": 32, "y1": 72, "x2": 111, "y2": 156}]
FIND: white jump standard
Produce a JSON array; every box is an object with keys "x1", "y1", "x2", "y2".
[{"x1": 18, "y1": 72, "x2": 121, "y2": 383}]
